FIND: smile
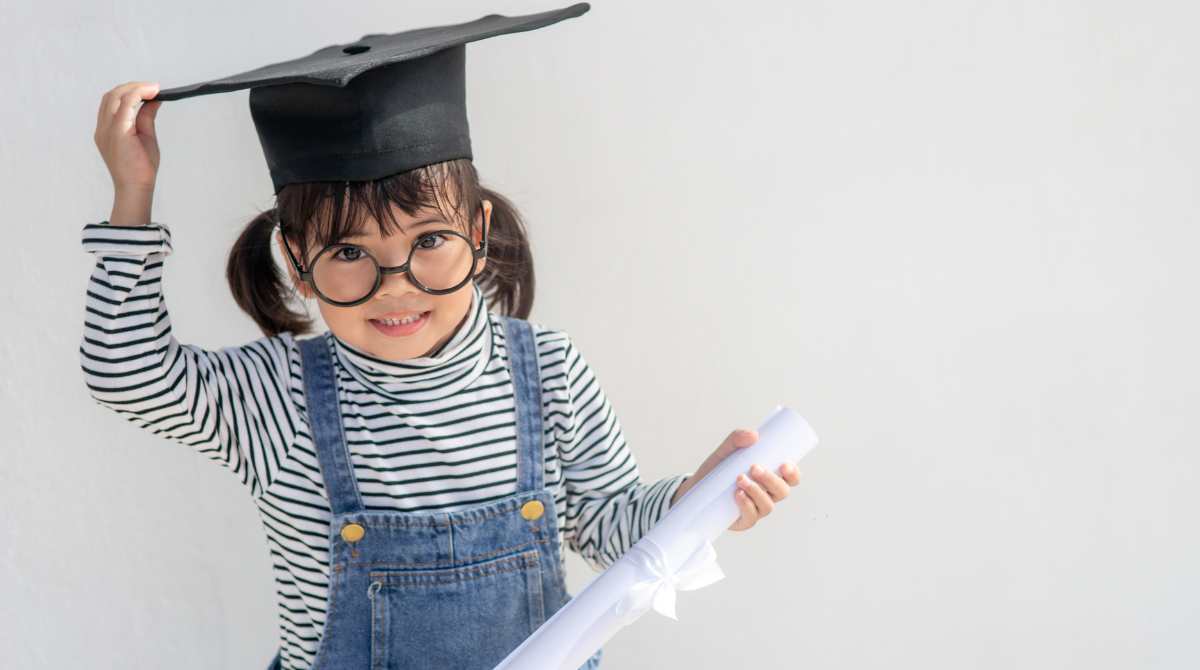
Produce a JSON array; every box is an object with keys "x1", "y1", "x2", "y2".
[{"x1": 369, "y1": 311, "x2": 431, "y2": 337}]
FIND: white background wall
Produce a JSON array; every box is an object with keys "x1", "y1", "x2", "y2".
[{"x1": 3, "y1": 0, "x2": 1198, "y2": 667}]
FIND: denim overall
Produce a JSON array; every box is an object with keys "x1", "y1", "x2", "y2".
[{"x1": 266, "y1": 316, "x2": 602, "y2": 670}]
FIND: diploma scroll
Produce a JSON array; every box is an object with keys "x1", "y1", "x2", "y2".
[{"x1": 494, "y1": 405, "x2": 820, "y2": 670}]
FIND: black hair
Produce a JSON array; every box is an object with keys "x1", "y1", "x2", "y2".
[{"x1": 226, "y1": 158, "x2": 534, "y2": 336}]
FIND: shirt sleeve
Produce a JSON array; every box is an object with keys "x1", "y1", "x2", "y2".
[
  {"x1": 79, "y1": 221, "x2": 301, "y2": 498},
  {"x1": 544, "y1": 331, "x2": 692, "y2": 572}
]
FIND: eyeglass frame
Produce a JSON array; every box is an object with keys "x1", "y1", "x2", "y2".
[{"x1": 277, "y1": 203, "x2": 489, "y2": 307}]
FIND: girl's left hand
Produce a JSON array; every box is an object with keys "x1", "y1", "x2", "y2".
[{"x1": 669, "y1": 428, "x2": 803, "y2": 532}]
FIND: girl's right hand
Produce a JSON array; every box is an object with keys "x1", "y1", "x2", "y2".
[{"x1": 94, "y1": 81, "x2": 162, "y2": 193}]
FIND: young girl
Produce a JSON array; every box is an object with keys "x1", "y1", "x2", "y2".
[{"x1": 83, "y1": 9, "x2": 801, "y2": 670}]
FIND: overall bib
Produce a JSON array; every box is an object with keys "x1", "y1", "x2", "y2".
[{"x1": 266, "y1": 316, "x2": 602, "y2": 670}]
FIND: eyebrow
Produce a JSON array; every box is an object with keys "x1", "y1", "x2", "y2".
[
  {"x1": 344, "y1": 217, "x2": 445, "y2": 240},
  {"x1": 402, "y1": 217, "x2": 445, "y2": 232}
]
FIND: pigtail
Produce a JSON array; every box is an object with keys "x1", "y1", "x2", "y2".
[
  {"x1": 225, "y1": 209, "x2": 313, "y2": 337},
  {"x1": 476, "y1": 187, "x2": 535, "y2": 319}
]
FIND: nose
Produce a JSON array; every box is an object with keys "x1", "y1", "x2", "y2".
[{"x1": 374, "y1": 266, "x2": 419, "y2": 298}]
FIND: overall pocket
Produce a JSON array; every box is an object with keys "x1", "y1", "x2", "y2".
[{"x1": 368, "y1": 549, "x2": 545, "y2": 670}]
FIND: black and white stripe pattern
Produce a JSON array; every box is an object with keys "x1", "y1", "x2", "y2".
[{"x1": 79, "y1": 221, "x2": 689, "y2": 670}]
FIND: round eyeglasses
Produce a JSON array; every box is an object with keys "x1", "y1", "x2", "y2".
[{"x1": 279, "y1": 209, "x2": 489, "y2": 307}]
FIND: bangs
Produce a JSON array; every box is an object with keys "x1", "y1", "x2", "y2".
[{"x1": 277, "y1": 159, "x2": 480, "y2": 260}]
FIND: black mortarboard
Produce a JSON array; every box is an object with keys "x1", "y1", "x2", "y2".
[{"x1": 152, "y1": 3, "x2": 590, "y2": 194}]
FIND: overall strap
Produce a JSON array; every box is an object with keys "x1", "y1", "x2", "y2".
[
  {"x1": 297, "y1": 335, "x2": 364, "y2": 515},
  {"x1": 501, "y1": 316, "x2": 545, "y2": 492}
]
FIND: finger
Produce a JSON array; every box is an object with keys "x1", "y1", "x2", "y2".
[
  {"x1": 97, "y1": 86, "x2": 127, "y2": 138},
  {"x1": 136, "y1": 99, "x2": 162, "y2": 138},
  {"x1": 97, "y1": 90, "x2": 113, "y2": 137},
  {"x1": 121, "y1": 85, "x2": 158, "y2": 133},
  {"x1": 118, "y1": 90, "x2": 140, "y2": 135},
  {"x1": 117, "y1": 86, "x2": 156, "y2": 136},
  {"x1": 779, "y1": 462, "x2": 802, "y2": 486},
  {"x1": 107, "y1": 83, "x2": 158, "y2": 131},
  {"x1": 738, "y1": 472, "x2": 774, "y2": 518},
  {"x1": 732, "y1": 487, "x2": 757, "y2": 530},
  {"x1": 735, "y1": 428, "x2": 758, "y2": 448},
  {"x1": 749, "y1": 464, "x2": 790, "y2": 501},
  {"x1": 718, "y1": 428, "x2": 758, "y2": 458},
  {"x1": 106, "y1": 81, "x2": 143, "y2": 117}
]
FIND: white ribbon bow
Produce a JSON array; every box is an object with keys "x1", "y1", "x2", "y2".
[{"x1": 612, "y1": 539, "x2": 725, "y2": 624}]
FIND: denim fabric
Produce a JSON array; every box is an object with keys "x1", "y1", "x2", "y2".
[{"x1": 265, "y1": 316, "x2": 602, "y2": 669}]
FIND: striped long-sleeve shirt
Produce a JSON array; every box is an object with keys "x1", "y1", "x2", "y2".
[{"x1": 79, "y1": 221, "x2": 690, "y2": 670}]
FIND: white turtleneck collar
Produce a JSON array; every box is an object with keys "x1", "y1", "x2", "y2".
[{"x1": 328, "y1": 282, "x2": 494, "y2": 402}]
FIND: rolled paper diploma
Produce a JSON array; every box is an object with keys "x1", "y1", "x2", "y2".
[{"x1": 493, "y1": 405, "x2": 819, "y2": 670}]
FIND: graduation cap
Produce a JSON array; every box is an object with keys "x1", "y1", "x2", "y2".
[{"x1": 153, "y1": 3, "x2": 591, "y2": 194}]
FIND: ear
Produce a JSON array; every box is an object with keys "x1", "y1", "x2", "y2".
[
  {"x1": 276, "y1": 230, "x2": 314, "y2": 299},
  {"x1": 473, "y1": 199, "x2": 492, "y2": 275}
]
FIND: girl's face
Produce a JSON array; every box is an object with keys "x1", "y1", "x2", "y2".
[{"x1": 279, "y1": 199, "x2": 491, "y2": 362}]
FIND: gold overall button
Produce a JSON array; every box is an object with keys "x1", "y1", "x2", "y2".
[
  {"x1": 520, "y1": 500, "x2": 545, "y2": 521},
  {"x1": 341, "y1": 523, "x2": 365, "y2": 543}
]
